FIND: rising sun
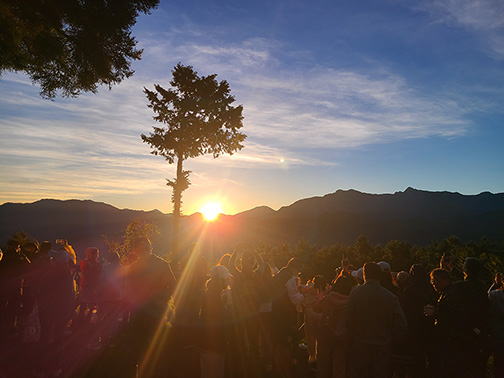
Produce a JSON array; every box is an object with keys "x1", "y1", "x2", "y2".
[{"x1": 200, "y1": 202, "x2": 223, "y2": 221}]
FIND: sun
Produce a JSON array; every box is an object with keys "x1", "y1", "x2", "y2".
[{"x1": 200, "y1": 201, "x2": 223, "y2": 221}]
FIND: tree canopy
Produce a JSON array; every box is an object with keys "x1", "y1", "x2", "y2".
[
  {"x1": 142, "y1": 63, "x2": 246, "y2": 257},
  {"x1": 142, "y1": 63, "x2": 246, "y2": 164},
  {"x1": 0, "y1": 0, "x2": 158, "y2": 98}
]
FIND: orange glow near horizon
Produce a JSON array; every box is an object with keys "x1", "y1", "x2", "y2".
[{"x1": 200, "y1": 201, "x2": 223, "y2": 221}]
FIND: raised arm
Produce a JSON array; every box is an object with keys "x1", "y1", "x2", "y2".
[
  {"x1": 229, "y1": 249, "x2": 239, "y2": 275},
  {"x1": 63, "y1": 241, "x2": 77, "y2": 265}
]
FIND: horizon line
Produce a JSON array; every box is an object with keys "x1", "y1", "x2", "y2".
[{"x1": 1, "y1": 186, "x2": 503, "y2": 216}]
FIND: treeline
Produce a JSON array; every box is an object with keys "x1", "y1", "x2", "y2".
[
  {"x1": 104, "y1": 221, "x2": 504, "y2": 280},
  {"x1": 5, "y1": 222, "x2": 503, "y2": 282},
  {"x1": 254, "y1": 235, "x2": 504, "y2": 281}
]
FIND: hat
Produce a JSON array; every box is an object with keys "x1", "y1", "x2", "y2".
[
  {"x1": 209, "y1": 265, "x2": 233, "y2": 280},
  {"x1": 377, "y1": 261, "x2": 391, "y2": 272},
  {"x1": 351, "y1": 267, "x2": 363, "y2": 281}
]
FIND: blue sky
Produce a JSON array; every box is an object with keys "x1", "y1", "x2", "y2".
[{"x1": 1, "y1": 0, "x2": 503, "y2": 214}]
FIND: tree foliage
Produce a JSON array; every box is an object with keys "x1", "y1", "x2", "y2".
[
  {"x1": 103, "y1": 220, "x2": 159, "y2": 260},
  {"x1": 6, "y1": 231, "x2": 30, "y2": 248},
  {"x1": 141, "y1": 63, "x2": 246, "y2": 257},
  {"x1": 259, "y1": 236, "x2": 504, "y2": 282},
  {"x1": 0, "y1": 0, "x2": 158, "y2": 98},
  {"x1": 142, "y1": 63, "x2": 246, "y2": 164}
]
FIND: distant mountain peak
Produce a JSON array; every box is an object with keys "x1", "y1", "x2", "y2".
[
  {"x1": 236, "y1": 205, "x2": 275, "y2": 218},
  {"x1": 333, "y1": 188, "x2": 362, "y2": 194},
  {"x1": 1, "y1": 189, "x2": 504, "y2": 250},
  {"x1": 0, "y1": 198, "x2": 166, "y2": 214},
  {"x1": 28, "y1": 198, "x2": 119, "y2": 211}
]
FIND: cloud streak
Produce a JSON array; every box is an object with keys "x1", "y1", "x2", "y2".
[
  {"x1": 140, "y1": 34, "x2": 471, "y2": 149},
  {"x1": 419, "y1": 0, "x2": 504, "y2": 58},
  {"x1": 0, "y1": 23, "x2": 482, "y2": 209}
]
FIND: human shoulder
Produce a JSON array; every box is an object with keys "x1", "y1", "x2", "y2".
[
  {"x1": 450, "y1": 280, "x2": 470, "y2": 295},
  {"x1": 353, "y1": 282, "x2": 397, "y2": 301},
  {"x1": 452, "y1": 279, "x2": 466, "y2": 288},
  {"x1": 489, "y1": 289, "x2": 504, "y2": 301},
  {"x1": 379, "y1": 285, "x2": 398, "y2": 299},
  {"x1": 453, "y1": 279, "x2": 487, "y2": 297},
  {"x1": 349, "y1": 283, "x2": 366, "y2": 297}
]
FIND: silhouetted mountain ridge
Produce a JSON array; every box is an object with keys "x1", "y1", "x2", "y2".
[
  {"x1": 1, "y1": 188, "x2": 503, "y2": 254},
  {"x1": 0, "y1": 198, "x2": 169, "y2": 254},
  {"x1": 235, "y1": 206, "x2": 276, "y2": 219},
  {"x1": 278, "y1": 188, "x2": 504, "y2": 219}
]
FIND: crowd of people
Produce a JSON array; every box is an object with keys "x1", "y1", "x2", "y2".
[{"x1": 0, "y1": 235, "x2": 503, "y2": 378}]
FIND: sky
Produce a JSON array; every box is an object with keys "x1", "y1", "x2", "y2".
[{"x1": 1, "y1": 0, "x2": 503, "y2": 215}]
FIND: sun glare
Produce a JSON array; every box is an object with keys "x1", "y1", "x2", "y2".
[{"x1": 200, "y1": 201, "x2": 223, "y2": 221}]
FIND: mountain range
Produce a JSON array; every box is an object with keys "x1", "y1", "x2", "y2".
[{"x1": 1, "y1": 188, "x2": 503, "y2": 255}]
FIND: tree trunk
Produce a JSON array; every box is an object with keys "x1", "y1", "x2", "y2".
[{"x1": 171, "y1": 155, "x2": 183, "y2": 261}]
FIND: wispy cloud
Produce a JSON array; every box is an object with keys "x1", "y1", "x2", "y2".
[
  {"x1": 237, "y1": 69, "x2": 469, "y2": 148},
  {"x1": 0, "y1": 24, "x2": 480, "y2": 208},
  {"x1": 0, "y1": 70, "x2": 304, "y2": 205},
  {"x1": 0, "y1": 120, "x2": 168, "y2": 204},
  {"x1": 425, "y1": 0, "x2": 504, "y2": 30},
  {"x1": 419, "y1": 0, "x2": 504, "y2": 58},
  {"x1": 139, "y1": 34, "x2": 471, "y2": 149}
]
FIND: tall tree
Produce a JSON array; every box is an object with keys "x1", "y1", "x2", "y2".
[
  {"x1": 142, "y1": 63, "x2": 246, "y2": 259},
  {"x1": 0, "y1": 0, "x2": 158, "y2": 98}
]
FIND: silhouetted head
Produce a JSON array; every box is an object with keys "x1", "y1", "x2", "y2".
[
  {"x1": 22, "y1": 241, "x2": 39, "y2": 258},
  {"x1": 396, "y1": 271, "x2": 409, "y2": 288},
  {"x1": 430, "y1": 268, "x2": 451, "y2": 293},
  {"x1": 440, "y1": 253, "x2": 456, "y2": 271},
  {"x1": 130, "y1": 237, "x2": 152, "y2": 258},
  {"x1": 218, "y1": 253, "x2": 232, "y2": 268},
  {"x1": 363, "y1": 262, "x2": 382, "y2": 283},
  {"x1": 40, "y1": 241, "x2": 51, "y2": 255},
  {"x1": 463, "y1": 257, "x2": 482, "y2": 280},
  {"x1": 85, "y1": 247, "x2": 100, "y2": 262},
  {"x1": 6, "y1": 239, "x2": 21, "y2": 254},
  {"x1": 409, "y1": 264, "x2": 427, "y2": 283},
  {"x1": 208, "y1": 264, "x2": 232, "y2": 289},
  {"x1": 313, "y1": 275, "x2": 327, "y2": 291},
  {"x1": 333, "y1": 274, "x2": 355, "y2": 295},
  {"x1": 377, "y1": 261, "x2": 391, "y2": 273},
  {"x1": 241, "y1": 253, "x2": 256, "y2": 272},
  {"x1": 494, "y1": 272, "x2": 503, "y2": 288},
  {"x1": 54, "y1": 239, "x2": 67, "y2": 251}
]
